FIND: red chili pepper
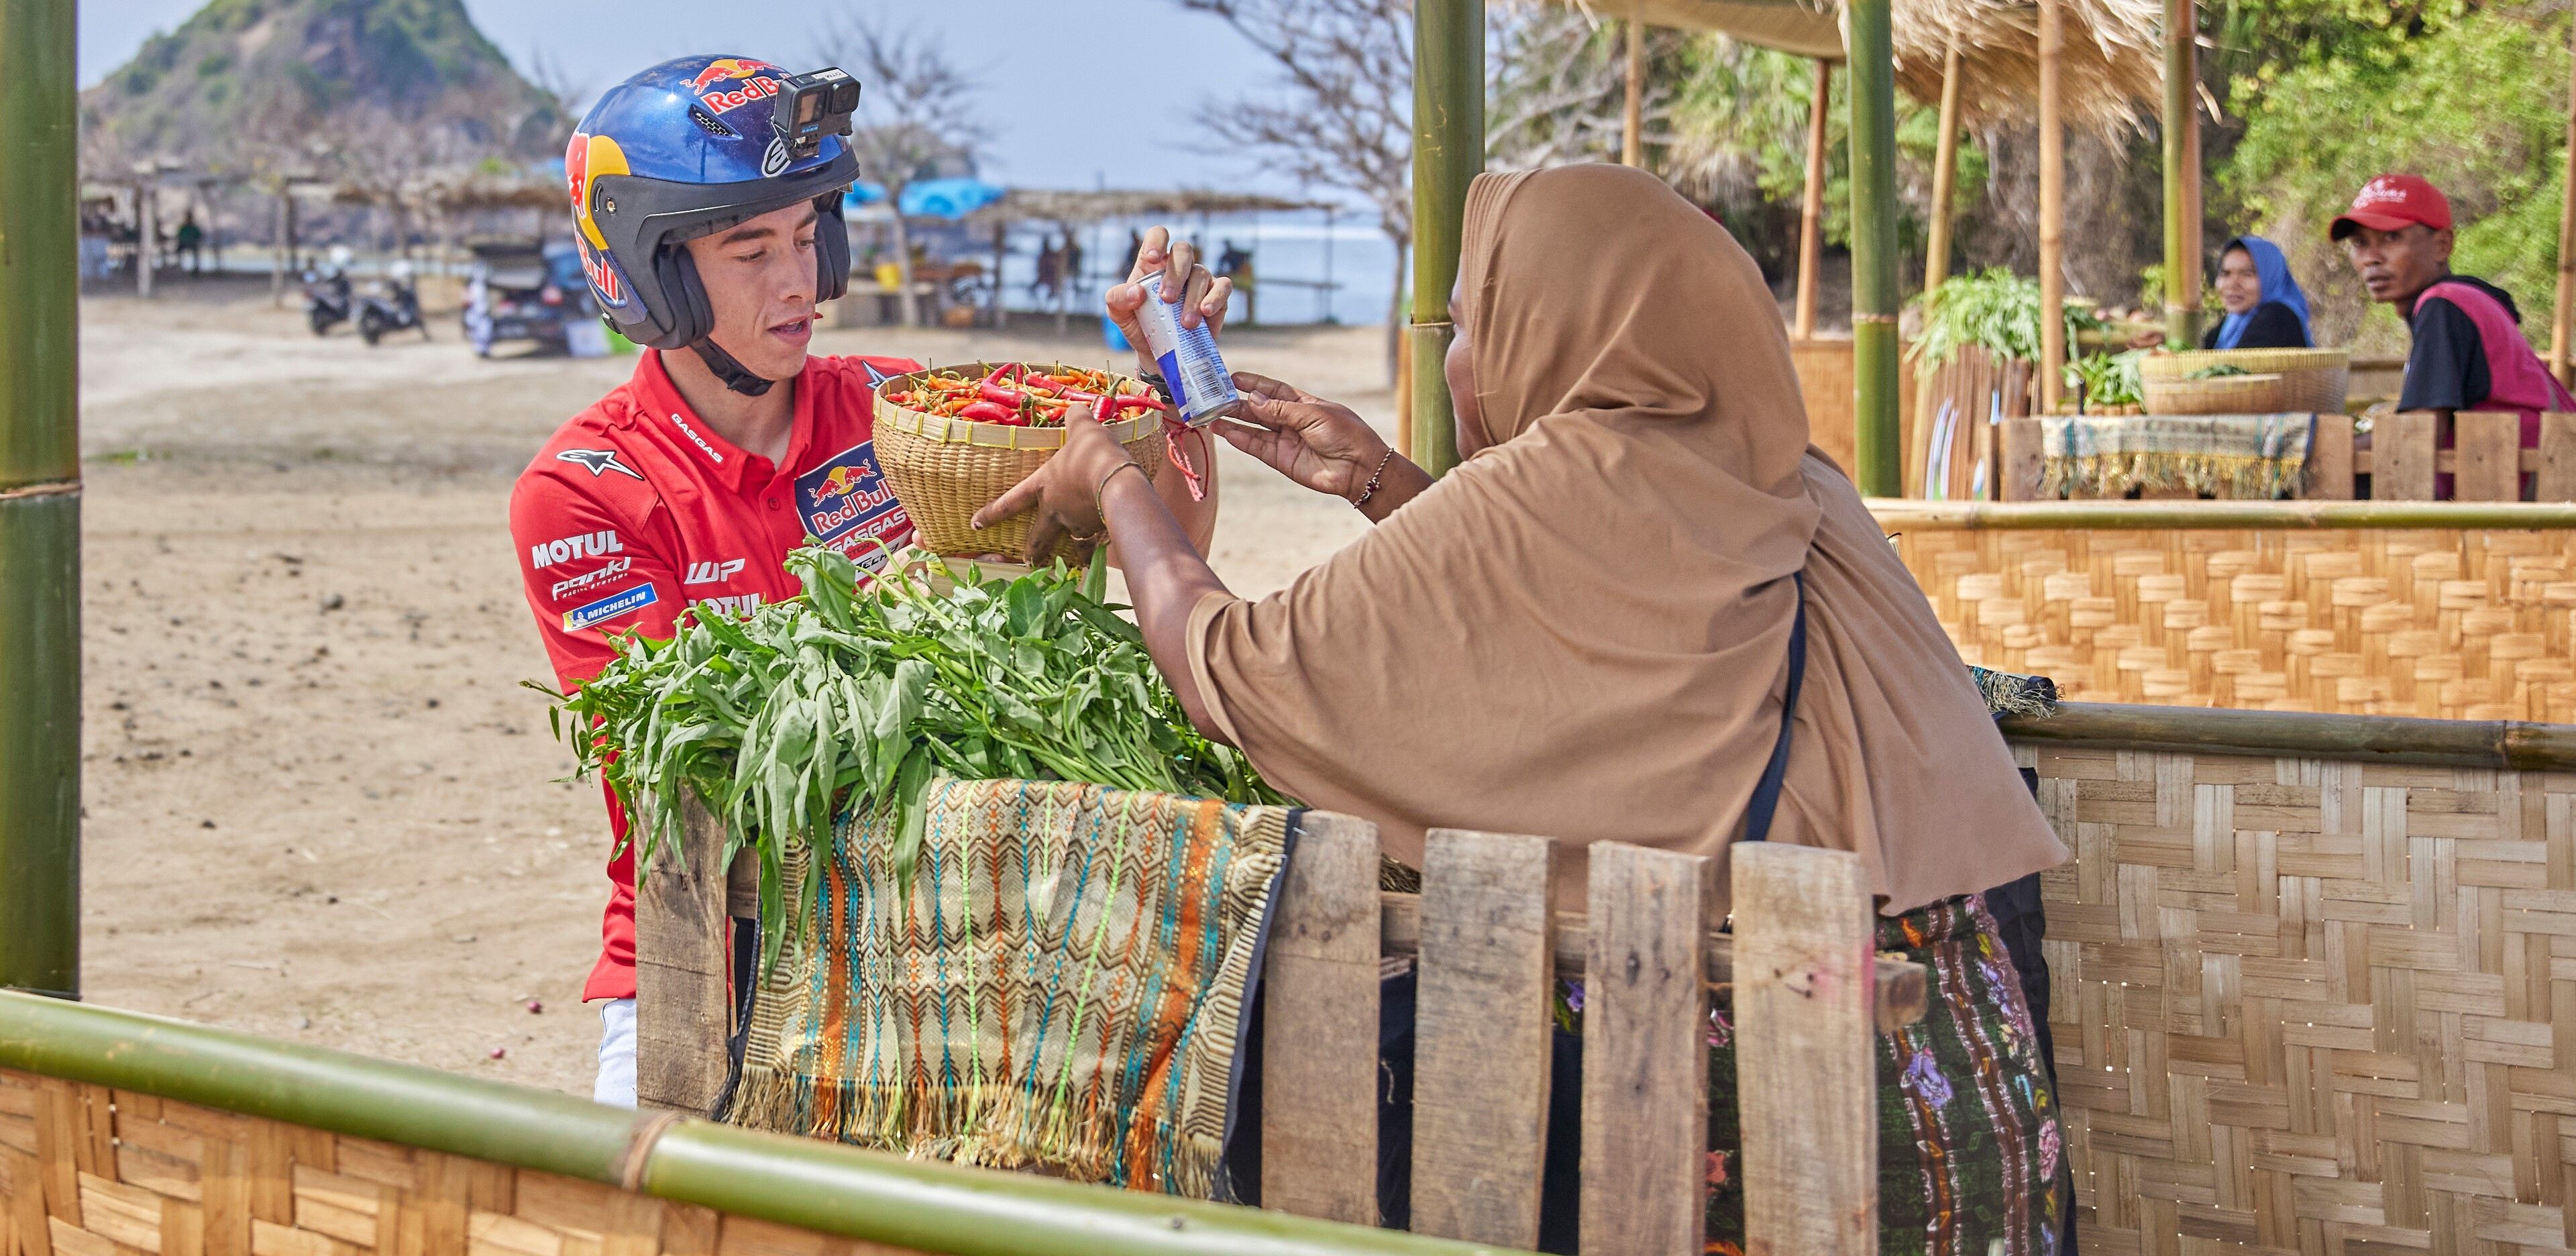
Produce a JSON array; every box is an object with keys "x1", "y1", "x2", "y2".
[{"x1": 961, "y1": 400, "x2": 1019, "y2": 423}]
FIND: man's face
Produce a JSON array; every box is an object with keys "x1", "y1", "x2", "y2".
[
  {"x1": 2341, "y1": 223, "x2": 2451, "y2": 305},
  {"x1": 683, "y1": 201, "x2": 820, "y2": 381}
]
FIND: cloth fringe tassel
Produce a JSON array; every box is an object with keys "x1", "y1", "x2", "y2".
[{"x1": 2038, "y1": 450, "x2": 2306, "y2": 501}]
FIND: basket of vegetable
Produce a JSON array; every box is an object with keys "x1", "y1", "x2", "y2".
[
  {"x1": 873, "y1": 363, "x2": 1165, "y2": 560},
  {"x1": 2139, "y1": 348, "x2": 2348, "y2": 415}
]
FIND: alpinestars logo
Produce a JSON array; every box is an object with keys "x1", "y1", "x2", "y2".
[
  {"x1": 684, "y1": 559, "x2": 746, "y2": 585},
  {"x1": 557, "y1": 448, "x2": 644, "y2": 480}
]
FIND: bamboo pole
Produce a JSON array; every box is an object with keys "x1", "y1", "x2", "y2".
[
  {"x1": 2554, "y1": 9, "x2": 2576, "y2": 386},
  {"x1": 1622, "y1": 15, "x2": 1645, "y2": 167},
  {"x1": 1409, "y1": 0, "x2": 1483, "y2": 478},
  {"x1": 1847, "y1": 0, "x2": 1902, "y2": 496},
  {"x1": 2162, "y1": 0, "x2": 2203, "y2": 347},
  {"x1": 0, "y1": 0, "x2": 81, "y2": 1000},
  {"x1": 1792, "y1": 58, "x2": 1831, "y2": 341},
  {"x1": 1996, "y1": 703, "x2": 2576, "y2": 773},
  {"x1": 1923, "y1": 36, "x2": 1964, "y2": 297},
  {"x1": 2037, "y1": 0, "x2": 2066, "y2": 414}
]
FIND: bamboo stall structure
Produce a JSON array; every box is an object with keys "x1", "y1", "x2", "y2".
[
  {"x1": 1408, "y1": 0, "x2": 1481, "y2": 478},
  {"x1": 2555, "y1": 11, "x2": 2576, "y2": 387},
  {"x1": 2037, "y1": 0, "x2": 2068, "y2": 413},
  {"x1": 0, "y1": 0, "x2": 81, "y2": 1000},
  {"x1": 1982, "y1": 411, "x2": 2576, "y2": 503},
  {"x1": 2162, "y1": 0, "x2": 2202, "y2": 347},
  {"x1": 1849, "y1": 0, "x2": 1903, "y2": 494},
  {"x1": 1876, "y1": 496, "x2": 2576, "y2": 721},
  {"x1": 1793, "y1": 59, "x2": 1833, "y2": 342}
]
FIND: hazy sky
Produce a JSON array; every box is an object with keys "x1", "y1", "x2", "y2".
[{"x1": 76, "y1": 0, "x2": 1303, "y2": 195}]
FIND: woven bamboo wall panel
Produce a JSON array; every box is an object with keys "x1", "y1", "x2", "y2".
[
  {"x1": 0, "y1": 1075, "x2": 926, "y2": 1256},
  {"x1": 2021, "y1": 743, "x2": 2576, "y2": 1255},
  {"x1": 1896, "y1": 527, "x2": 2576, "y2": 721}
]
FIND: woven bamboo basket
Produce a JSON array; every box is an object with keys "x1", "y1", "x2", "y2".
[
  {"x1": 873, "y1": 363, "x2": 1163, "y2": 561},
  {"x1": 2138, "y1": 347, "x2": 2349, "y2": 415}
]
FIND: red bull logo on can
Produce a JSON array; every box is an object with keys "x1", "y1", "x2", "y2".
[{"x1": 690, "y1": 58, "x2": 782, "y2": 113}]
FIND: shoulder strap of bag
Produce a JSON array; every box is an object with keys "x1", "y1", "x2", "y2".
[{"x1": 1739, "y1": 572, "x2": 1807, "y2": 844}]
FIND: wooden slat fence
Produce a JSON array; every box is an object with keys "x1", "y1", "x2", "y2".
[
  {"x1": 637, "y1": 815, "x2": 1919, "y2": 1256},
  {"x1": 1992, "y1": 412, "x2": 2576, "y2": 503}
]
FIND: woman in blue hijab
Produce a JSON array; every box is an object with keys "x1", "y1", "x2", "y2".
[{"x1": 2202, "y1": 235, "x2": 2314, "y2": 349}]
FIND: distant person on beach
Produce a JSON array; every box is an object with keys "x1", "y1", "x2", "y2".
[
  {"x1": 176, "y1": 211, "x2": 206, "y2": 274},
  {"x1": 2202, "y1": 235, "x2": 2310, "y2": 350},
  {"x1": 2334, "y1": 174, "x2": 2570, "y2": 450}
]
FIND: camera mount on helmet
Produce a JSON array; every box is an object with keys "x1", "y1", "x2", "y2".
[{"x1": 567, "y1": 56, "x2": 865, "y2": 397}]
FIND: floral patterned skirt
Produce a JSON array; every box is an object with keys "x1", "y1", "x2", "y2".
[
  {"x1": 1697, "y1": 894, "x2": 2065, "y2": 1256},
  {"x1": 1546, "y1": 894, "x2": 2061, "y2": 1254}
]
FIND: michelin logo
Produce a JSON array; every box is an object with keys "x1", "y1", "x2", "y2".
[{"x1": 563, "y1": 583, "x2": 657, "y2": 631}]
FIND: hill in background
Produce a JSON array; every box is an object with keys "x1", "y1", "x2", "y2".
[{"x1": 82, "y1": 0, "x2": 565, "y2": 172}]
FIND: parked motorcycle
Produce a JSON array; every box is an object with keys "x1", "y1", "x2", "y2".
[
  {"x1": 303, "y1": 266, "x2": 352, "y2": 336},
  {"x1": 357, "y1": 266, "x2": 429, "y2": 347}
]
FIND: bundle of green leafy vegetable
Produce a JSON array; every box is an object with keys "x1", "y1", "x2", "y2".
[
  {"x1": 1909, "y1": 268, "x2": 2108, "y2": 369},
  {"x1": 2065, "y1": 350, "x2": 2145, "y2": 408},
  {"x1": 538, "y1": 544, "x2": 1285, "y2": 967}
]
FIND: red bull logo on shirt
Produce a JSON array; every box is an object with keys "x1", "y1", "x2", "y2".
[
  {"x1": 690, "y1": 58, "x2": 782, "y2": 114},
  {"x1": 795, "y1": 443, "x2": 910, "y2": 568}
]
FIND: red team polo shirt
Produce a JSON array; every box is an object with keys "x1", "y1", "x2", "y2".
[{"x1": 511, "y1": 348, "x2": 920, "y2": 1001}]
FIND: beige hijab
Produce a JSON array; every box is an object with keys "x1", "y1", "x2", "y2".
[{"x1": 1185, "y1": 164, "x2": 2063, "y2": 912}]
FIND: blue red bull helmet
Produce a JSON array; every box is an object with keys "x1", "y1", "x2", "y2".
[{"x1": 567, "y1": 55, "x2": 861, "y2": 393}]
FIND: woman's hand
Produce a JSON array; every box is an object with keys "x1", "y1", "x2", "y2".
[
  {"x1": 1221, "y1": 372, "x2": 1393, "y2": 500},
  {"x1": 1105, "y1": 227, "x2": 1231, "y2": 359},
  {"x1": 970, "y1": 406, "x2": 1140, "y2": 568}
]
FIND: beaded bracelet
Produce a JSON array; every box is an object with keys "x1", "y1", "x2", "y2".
[{"x1": 1351, "y1": 448, "x2": 1399, "y2": 509}]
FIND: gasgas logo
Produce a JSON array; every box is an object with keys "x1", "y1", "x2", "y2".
[{"x1": 690, "y1": 58, "x2": 782, "y2": 114}]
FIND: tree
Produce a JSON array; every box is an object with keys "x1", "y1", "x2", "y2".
[
  {"x1": 1181, "y1": 0, "x2": 1414, "y2": 379},
  {"x1": 814, "y1": 13, "x2": 987, "y2": 327}
]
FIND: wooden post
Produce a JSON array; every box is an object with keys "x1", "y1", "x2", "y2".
[
  {"x1": 2555, "y1": 12, "x2": 2576, "y2": 386},
  {"x1": 1622, "y1": 15, "x2": 1646, "y2": 167},
  {"x1": 1847, "y1": 0, "x2": 1902, "y2": 496},
  {"x1": 1793, "y1": 58, "x2": 1831, "y2": 341},
  {"x1": 1260, "y1": 812, "x2": 1381, "y2": 1225},
  {"x1": 1409, "y1": 0, "x2": 1483, "y2": 478},
  {"x1": 2163, "y1": 0, "x2": 2203, "y2": 347},
  {"x1": 1579, "y1": 843, "x2": 1710, "y2": 1255},
  {"x1": 1734, "y1": 844, "x2": 1878, "y2": 1256},
  {"x1": 2038, "y1": 0, "x2": 2067, "y2": 414},
  {"x1": 633, "y1": 800, "x2": 735, "y2": 1114},
  {"x1": 1409, "y1": 831, "x2": 1556, "y2": 1249},
  {"x1": 1923, "y1": 37, "x2": 1964, "y2": 297},
  {"x1": 135, "y1": 180, "x2": 156, "y2": 300}
]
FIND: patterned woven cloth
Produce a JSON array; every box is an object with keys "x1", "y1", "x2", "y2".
[
  {"x1": 724, "y1": 778, "x2": 1292, "y2": 1198},
  {"x1": 2038, "y1": 412, "x2": 2315, "y2": 499}
]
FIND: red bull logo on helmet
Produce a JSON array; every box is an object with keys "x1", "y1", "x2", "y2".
[{"x1": 690, "y1": 57, "x2": 782, "y2": 113}]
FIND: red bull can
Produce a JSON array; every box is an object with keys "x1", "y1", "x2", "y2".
[{"x1": 1134, "y1": 271, "x2": 1242, "y2": 427}]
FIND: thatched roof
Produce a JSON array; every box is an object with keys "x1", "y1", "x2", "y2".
[
  {"x1": 1589, "y1": 0, "x2": 2164, "y2": 133},
  {"x1": 965, "y1": 189, "x2": 1335, "y2": 225}
]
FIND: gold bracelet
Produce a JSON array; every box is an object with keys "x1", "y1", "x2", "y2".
[{"x1": 1093, "y1": 460, "x2": 1145, "y2": 522}]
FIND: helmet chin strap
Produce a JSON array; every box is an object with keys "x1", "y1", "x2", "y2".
[{"x1": 688, "y1": 337, "x2": 776, "y2": 397}]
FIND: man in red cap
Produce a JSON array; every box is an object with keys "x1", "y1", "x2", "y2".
[{"x1": 2334, "y1": 174, "x2": 2571, "y2": 472}]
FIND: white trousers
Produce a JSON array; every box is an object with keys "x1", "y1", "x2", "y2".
[{"x1": 594, "y1": 998, "x2": 637, "y2": 1108}]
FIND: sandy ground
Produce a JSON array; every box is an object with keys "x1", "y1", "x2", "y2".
[{"x1": 71, "y1": 276, "x2": 1391, "y2": 1095}]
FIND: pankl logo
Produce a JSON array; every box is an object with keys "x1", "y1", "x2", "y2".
[{"x1": 691, "y1": 58, "x2": 781, "y2": 114}]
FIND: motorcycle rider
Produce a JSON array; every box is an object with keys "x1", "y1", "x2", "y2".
[{"x1": 508, "y1": 54, "x2": 1228, "y2": 1106}]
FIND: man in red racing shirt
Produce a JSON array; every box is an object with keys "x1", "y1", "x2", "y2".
[{"x1": 511, "y1": 54, "x2": 1227, "y2": 1106}]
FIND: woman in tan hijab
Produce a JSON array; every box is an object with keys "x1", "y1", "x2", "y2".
[{"x1": 979, "y1": 163, "x2": 2069, "y2": 1254}]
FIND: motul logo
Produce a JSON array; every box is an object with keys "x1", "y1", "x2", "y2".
[
  {"x1": 685, "y1": 558, "x2": 746, "y2": 585},
  {"x1": 531, "y1": 530, "x2": 623, "y2": 570}
]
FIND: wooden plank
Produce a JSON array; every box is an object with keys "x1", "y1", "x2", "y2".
[
  {"x1": 2371, "y1": 411, "x2": 2438, "y2": 501},
  {"x1": 32, "y1": 1084, "x2": 81, "y2": 1226},
  {"x1": 197, "y1": 1139, "x2": 248, "y2": 1256},
  {"x1": 2538, "y1": 412, "x2": 2576, "y2": 501},
  {"x1": 596, "y1": 1194, "x2": 662, "y2": 1256},
  {"x1": 1579, "y1": 843, "x2": 1711, "y2": 1256},
  {"x1": 246, "y1": 1127, "x2": 292, "y2": 1227},
  {"x1": 1377, "y1": 894, "x2": 1925, "y2": 1032},
  {"x1": 5, "y1": 1149, "x2": 53, "y2": 1256},
  {"x1": 1733, "y1": 843, "x2": 1878, "y2": 1256},
  {"x1": 1407, "y1": 831, "x2": 1556, "y2": 1248},
  {"x1": 633, "y1": 800, "x2": 734, "y2": 1115},
  {"x1": 1258, "y1": 810, "x2": 1380, "y2": 1226},
  {"x1": 2453, "y1": 411, "x2": 2522, "y2": 501},
  {"x1": 2306, "y1": 414, "x2": 2355, "y2": 500},
  {"x1": 1998, "y1": 415, "x2": 2045, "y2": 502}
]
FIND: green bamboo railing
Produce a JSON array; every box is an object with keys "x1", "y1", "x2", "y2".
[
  {"x1": 0, "y1": 0, "x2": 83, "y2": 999},
  {"x1": 0, "y1": 993, "x2": 1517, "y2": 1256},
  {"x1": 2001, "y1": 702, "x2": 2576, "y2": 772},
  {"x1": 1868, "y1": 498, "x2": 2576, "y2": 530}
]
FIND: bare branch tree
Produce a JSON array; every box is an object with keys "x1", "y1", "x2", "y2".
[
  {"x1": 1180, "y1": 0, "x2": 1413, "y2": 380},
  {"x1": 1486, "y1": 3, "x2": 1690, "y2": 171},
  {"x1": 814, "y1": 13, "x2": 988, "y2": 327}
]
